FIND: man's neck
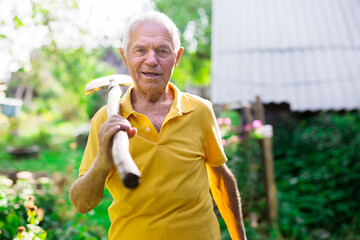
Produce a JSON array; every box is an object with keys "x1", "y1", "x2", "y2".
[
  {"x1": 131, "y1": 86, "x2": 174, "y2": 109},
  {"x1": 130, "y1": 86, "x2": 175, "y2": 132}
]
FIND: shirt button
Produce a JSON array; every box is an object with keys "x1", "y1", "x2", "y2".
[{"x1": 146, "y1": 127, "x2": 150, "y2": 132}]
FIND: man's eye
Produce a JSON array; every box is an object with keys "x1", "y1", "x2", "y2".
[{"x1": 159, "y1": 49, "x2": 168, "y2": 54}]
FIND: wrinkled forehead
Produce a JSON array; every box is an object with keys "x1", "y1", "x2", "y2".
[{"x1": 129, "y1": 21, "x2": 174, "y2": 46}]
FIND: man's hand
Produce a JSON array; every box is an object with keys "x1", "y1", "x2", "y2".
[{"x1": 97, "y1": 114, "x2": 137, "y2": 172}]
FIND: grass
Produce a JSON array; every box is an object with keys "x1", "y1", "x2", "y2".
[{"x1": 1, "y1": 143, "x2": 80, "y2": 175}]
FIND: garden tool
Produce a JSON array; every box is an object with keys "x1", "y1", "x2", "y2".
[{"x1": 85, "y1": 74, "x2": 141, "y2": 189}]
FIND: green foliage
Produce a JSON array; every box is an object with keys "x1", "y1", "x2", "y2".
[
  {"x1": 274, "y1": 111, "x2": 360, "y2": 239},
  {"x1": 13, "y1": 16, "x2": 24, "y2": 28},
  {"x1": 9, "y1": 47, "x2": 115, "y2": 122},
  {"x1": 0, "y1": 127, "x2": 112, "y2": 239},
  {"x1": 227, "y1": 136, "x2": 262, "y2": 212},
  {"x1": 154, "y1": 0, "x2": 212, "y2": 89},
  {"x1": 0, "y1": 167, "x2": 109, "y2": 240},
  {"x1": 0, "y1": 176, "x2": 47, "y2": 239},
  {"x1": 0, "y1": 174, "x2": 95, "y2": 240},
  {"x1": 217, "y1": 111, "x2": 360, "y2": 239}
]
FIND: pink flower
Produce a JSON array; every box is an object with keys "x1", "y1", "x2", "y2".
[
  {"x1": 228, "y1": 135, "x2": 242, "y2": 144},
  {"x1": 217, "y1": 118, "x2": 224, "y2": 126},
  {"x1": 221, "y1": 138, "x2": 228, "y2": 147},
  {"x1": 224, "y1": 117, "x2": 231, "y2": 126},
  {"x1": 251, "y1": 120, "x2": 263, "y2": 129},
  {"x1": 244, "y1": 124, "x2": 251, "y2": 132}
]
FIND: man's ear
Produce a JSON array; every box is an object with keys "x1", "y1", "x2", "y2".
[
  {"x1": 119, "y1": 48, "x2": 128, "y2": 67},
  {"x1": 175, "y1": 47, "x2": 184, "y2": 67}
]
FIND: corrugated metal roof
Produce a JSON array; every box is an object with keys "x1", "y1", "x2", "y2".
[{"x1": 211, "y1": 0, "x2": 360, "y2": 111}]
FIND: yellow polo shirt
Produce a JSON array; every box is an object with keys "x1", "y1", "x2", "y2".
[{"x1": 79, "y1": 83, "x2": 227, "y2": 240}]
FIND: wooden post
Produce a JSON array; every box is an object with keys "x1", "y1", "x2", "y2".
[
  {"x1": 261, "y1": 126, "x2": 278, "y2": 228},
  {"x1": 243, "y1": 102, "x2": 253, "y2": 125},
  {"x1": 254, "y1": 96, "x2": 265, "y2": 122},
  {"x1": 254, "y1": 96, "x2": 278, "y2": 228}
]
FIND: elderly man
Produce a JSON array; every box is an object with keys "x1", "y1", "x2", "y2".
[{"x1": 70, "y1": 11, "x2": 247, "y2": 240}]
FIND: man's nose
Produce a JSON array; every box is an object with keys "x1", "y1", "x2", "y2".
[{"x1": 145, "y1": 50, "x2": 158, "y2": 66}]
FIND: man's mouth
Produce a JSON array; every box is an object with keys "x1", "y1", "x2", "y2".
[{"x1": 141, "y1": 72, "x2": 160, "y2": 77}]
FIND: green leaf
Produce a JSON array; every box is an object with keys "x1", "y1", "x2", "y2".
[
  {"x1": 36, "y1": 231, "x2": 47, "y2": 240},
  {"x1": 13, "y1": 16, "x2": 24, "y2": 28}
]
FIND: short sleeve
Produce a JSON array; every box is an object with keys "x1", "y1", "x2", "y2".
[
  {"x1": 78, "y1": 106, "x2": 107, "y2": 177},
  {"x1": 201, "y1": 100, "x2": 228, "y2": 167}
]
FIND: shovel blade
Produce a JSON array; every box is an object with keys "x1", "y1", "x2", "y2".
[{"x1": 85, "y1": 74, "x2": 133, "y2": 95}]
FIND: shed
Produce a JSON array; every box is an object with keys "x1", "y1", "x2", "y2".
[
  {"x1": 211, "y1": 0, "x2": 360, "y2": 112},
  {"x1": 0, "y1": 97, "x2": 23, "y2": 117}
]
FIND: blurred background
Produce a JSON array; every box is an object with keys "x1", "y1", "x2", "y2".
[{"x1": 0, "y1": 0, "x2": 359, "y2": 239}]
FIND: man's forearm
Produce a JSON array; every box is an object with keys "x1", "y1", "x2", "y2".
[
  {"x1": 69, "y1": 157, "x2": 110, "y2": 214},
  {"x1": 208, "y1": 164, "x2": 247, "y2": 240}
]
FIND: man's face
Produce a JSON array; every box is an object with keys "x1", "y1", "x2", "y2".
[{"x1": 120, "y1": 21, "x2": 183, "y2": 98}]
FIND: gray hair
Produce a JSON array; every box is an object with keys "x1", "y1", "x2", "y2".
[{"x1": 121, "y1": 11, "x2": 181, "y2": 56}]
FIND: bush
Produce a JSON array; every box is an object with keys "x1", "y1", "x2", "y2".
[
  {"x1": 217, "y1": 111, "x2": 360, "y2": 239},
  {"x1": 0, "y1": 172, "x2": 107, "y2": 240},
  {"x1": 0, "y1": 174, "x2": 47, "y2": 239},
  {"x1": 274, "y1": 111, "x2": 360, "y2": 239}
]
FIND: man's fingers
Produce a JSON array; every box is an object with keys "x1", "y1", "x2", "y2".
[
  {"x1": 98, "y1": 115, "x2": 137, "y2": 150},
  {"x1": 110, "y1": 125, "x2": 137, "y2": 139},
  {"x1": 100, "y1": 120, "x2": 135, "y2": 138},
  {"x1": 108, "y1": 115, "x2": 133, "y2": 131}
]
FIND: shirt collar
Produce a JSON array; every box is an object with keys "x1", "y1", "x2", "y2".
[{"x1": 120, "y1": 82, "x2": 193, "y2": 119}]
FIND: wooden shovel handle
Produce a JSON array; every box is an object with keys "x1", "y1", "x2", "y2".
[
  {"x1": 112, "y1": 131, "x2": 141, "y2": 188},
  {"x1": 107, "y1": 80, "x2": 141, "y2": 189}
]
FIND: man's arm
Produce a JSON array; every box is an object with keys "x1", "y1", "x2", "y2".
[
  {"x1": 208, "y1": 163, "x2": 247, "y2": 240},
  {"x1": 69, "y1": 155, "x2": 111, "y2": 214},
  {"x1": 69, "y1": 114, "x2": 137, "y2": 214}
]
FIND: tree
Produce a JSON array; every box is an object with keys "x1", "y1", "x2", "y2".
[
  {"x1": 9, "y1": 47, "x2": 116, "y2": 121},
  {"x1": 0, "y1": 0, "x2": 80, "y2": 81},
  {"x1": 1, "y1": 0, "x2": 120, "y2": 121}
]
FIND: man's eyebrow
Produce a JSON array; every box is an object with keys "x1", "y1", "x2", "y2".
[
  {"x1": 131, "y1": 43, "x2": 172, "y2": 50},
  {"x1": 132, "y1": 44, "x2": 144, "y2": 49},
  {"x1": 158, "y1": 44, "x2": 172, "y2": 49}
]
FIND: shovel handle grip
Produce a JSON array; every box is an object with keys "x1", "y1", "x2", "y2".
[{"x1": 107, "y1": 80, "x2": 141, "y2": 189}]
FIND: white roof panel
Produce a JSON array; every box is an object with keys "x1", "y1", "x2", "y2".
[{"x1": 211, "y1": 0, "x2": 360, "y2": 111}]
